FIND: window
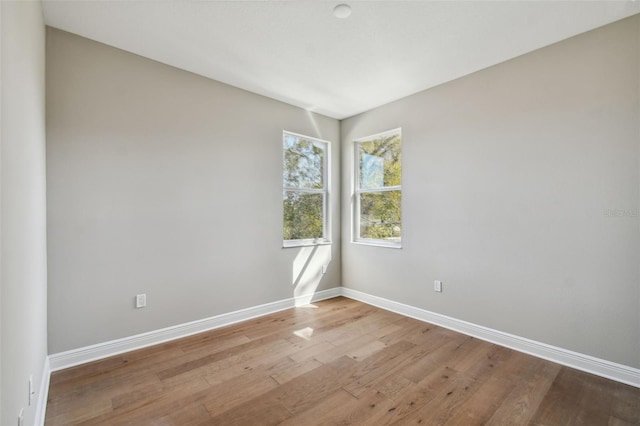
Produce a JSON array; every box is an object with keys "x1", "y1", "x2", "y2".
[
  {"x1": 354, "y1": 128, "x2": 402, "y2": 247},
  {"x1": 283, "y1": 132, "x2": 330, "y2": 247}
]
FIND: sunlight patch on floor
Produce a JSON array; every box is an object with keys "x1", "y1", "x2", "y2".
[
  {"x1": 293, "y1": 327, "x2": 315, "y2": 340},
  {"x1": 297, "y1": 304, "x2": 318, "y2": 309}
]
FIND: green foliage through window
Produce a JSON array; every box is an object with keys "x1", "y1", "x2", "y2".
[
  {"x1": 283, "y1": 192, "x2": 324, "y2": 240},
  {"x1": 359, "y1": 191, "x2": 401, "y2": 241}
]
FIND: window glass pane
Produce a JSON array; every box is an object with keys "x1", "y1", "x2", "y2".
[
  {"x1": 359, "y1": 190, "x2": 401, "y2": 242},
  {"x1": 284, "y1": 134, "x2": 325, "y2": 189},
  {"x1": 283, "y1": 191, "x2": 324, "y2": 240},
  {"x1": 358, "y1": 133, "x2": 401, "y2": 189}
]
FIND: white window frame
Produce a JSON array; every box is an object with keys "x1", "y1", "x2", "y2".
[
  {"x1": 353, "y1": 128, "x2": 402, "y2": 248},
  {"x1": 283, "y1": 131, "x2": 331, "y2": 248}
]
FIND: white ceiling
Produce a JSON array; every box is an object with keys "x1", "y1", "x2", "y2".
[{"x1": 42, "y1": 0, "x2": 640, "y2": 119}]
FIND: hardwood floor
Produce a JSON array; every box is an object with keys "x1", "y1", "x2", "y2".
[{"x1": 45, "y1": 297, "x2": 640, "y2": 425}]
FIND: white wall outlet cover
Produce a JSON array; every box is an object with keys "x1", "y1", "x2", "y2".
[
  {"x1": 135, "y1": 294, "x2": 147, "y2": 308},
  {"x1": 434, "y1": 280, "x2": 442, "y2": 292}
]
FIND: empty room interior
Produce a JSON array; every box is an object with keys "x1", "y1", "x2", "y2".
[{"x1": 2, "y1": 0, "x2": 640, "y2": 424}]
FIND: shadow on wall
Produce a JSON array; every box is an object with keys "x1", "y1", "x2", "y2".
[{"x1": 292, "y1": 245, "x2": 331, "y2": 305}]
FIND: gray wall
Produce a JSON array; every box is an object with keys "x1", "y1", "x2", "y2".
[
  {"x1": 1, "y1": 1, "x2": 49, "y2": 425},
  {"x1": 46, "y1": 28, "x2": 341, "y2": 354},
  {"x1": 341, "y1": 15, "x2": 640, "y2": 368}
]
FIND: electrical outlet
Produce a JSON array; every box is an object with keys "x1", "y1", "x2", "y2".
[
  {"x1": 135, "y1": 294, "x2": 147, "y2": 308},
  {"x1": 322, "y1": 264, "x2": 328, "y2": 274},
  {"x1": 434, "y1": 280, "x2": 442, "y2": 292}
]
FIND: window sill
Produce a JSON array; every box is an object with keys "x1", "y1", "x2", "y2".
[
  {"x1": 352, "y1": 239, "x2": 402, "y2": 249},
  {"x1": 283, "y1": 239, "x2": 333, "y2": 249}
]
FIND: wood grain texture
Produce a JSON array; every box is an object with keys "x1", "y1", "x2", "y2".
[{"x1": 45, "y1": 297, "x2": 640, "y2": 425}]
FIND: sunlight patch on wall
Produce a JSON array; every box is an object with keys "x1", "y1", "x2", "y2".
[{"x1": 292, "y1": 244, "x2": 332, "y2": 306}]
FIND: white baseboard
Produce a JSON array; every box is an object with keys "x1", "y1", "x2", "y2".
[
  {"x1": 48, "y1": 287, "x2": 341, "y2": 372},
  {"x1": 35, "y1": 356, "x2": 50, "y2": 426},
  {"x1": 340, "y1": 287, "x2": 640, "y2": 388}
]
